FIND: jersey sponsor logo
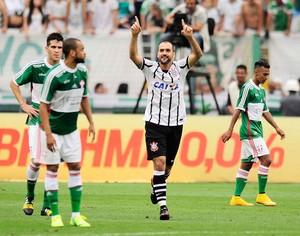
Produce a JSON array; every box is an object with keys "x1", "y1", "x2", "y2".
[
  {"x1": 150, "y1": 142, "x2": 158, "y2": 152},
  {"x1": 39, "y1": 73, "x2": 46, "y2": 77},
  {"x1": 154, "y1": 81, "x2": 178, "y2": 91},
  {"x1": 63, "y1": 79, "x2": 70, "y2": 84}
]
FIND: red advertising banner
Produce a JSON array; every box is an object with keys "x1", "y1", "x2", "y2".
[{"x1": 0, "y1": 113, "x2": 299, "y2": 183}]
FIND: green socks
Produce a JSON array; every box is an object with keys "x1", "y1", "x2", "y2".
[
  {"x1": 234, "y1": 178, "x2": 247, "y2": 196},
  {"x1": 258, "y1": 175, "x2": 268, "y2": 194},
  {"x1": 42, "y1": 190, "x2": 50, "y2": 208},
  {"x1": 70, "y1": 186, "x2": 82, "y2": 213},
  {"x1": 26, "y1": 180, "x2": 36, "y2": 199},
  {"x1": 47, "y1": 190, "x2": 59, "y2": 216}
]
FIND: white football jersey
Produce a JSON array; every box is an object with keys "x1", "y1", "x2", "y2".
[{"x1": 140, "y1": 57, "x2": 190, "y2": 126}]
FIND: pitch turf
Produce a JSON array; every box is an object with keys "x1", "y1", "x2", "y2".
[{"x1": 1, "y1": 182, "x2": 300, "y2": 236}]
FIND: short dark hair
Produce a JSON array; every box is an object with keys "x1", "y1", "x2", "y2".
[
  {"x1": 63, "y1": 38, "x2": 81, "y2": 57},
  {"x1": 254, "y1": 59, "x2": 270, "y2": 69},
  {"x1": 236, "y1": 64, "x2": 247, "y2": 72},
  {"x1": 94, "y1": 83, "x2": 104, "y2": 91},
  {"x1": 46, "y1": 32, "x2": 64, "y2": 46}
]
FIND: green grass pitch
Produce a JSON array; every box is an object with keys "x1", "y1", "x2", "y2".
[{"x1": 1, "y1": 182, "x2": 299, "y2": 236}]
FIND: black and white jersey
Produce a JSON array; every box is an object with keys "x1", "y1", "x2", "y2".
[{"x1": 140, "y1": 57, "x2": 190, "y2": 126}]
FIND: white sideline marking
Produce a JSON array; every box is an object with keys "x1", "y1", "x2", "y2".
[{"x1": 100, "y1": 231, "x2": 299, "y2": 236}]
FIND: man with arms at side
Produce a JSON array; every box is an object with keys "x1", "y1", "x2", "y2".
[
  {"x1": 222, "y1": 59, "x2": 285, "y2": 206},
  {"x1": 39, "y1": 38, "x2": 95, "y2": 227},
  {"x1": 226, "y1": 64, "x2": 248, "y2": 115},
  {"x1": 130, "y1": 16, "x2": 203, "y2": 220},
  {"x1": 10, "y1": 32, "x2": 64, "y2": 216}
]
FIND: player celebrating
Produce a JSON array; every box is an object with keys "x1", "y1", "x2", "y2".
[
  {"x1": 130, "y1": 16, "x2": 203, "y2": 220},
  {"x1": 39, "y1": 38, "x2": 95, "y2": 227},
  {"x1": 222, "y1": 59, "x2": 285, "y2": 206},
  {"x1": 10, "y1": 32, "x2": 64, "y2": 216}
]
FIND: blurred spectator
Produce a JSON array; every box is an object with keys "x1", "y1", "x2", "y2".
[
  {"x1": 218, "y1": 0, "x2": 243, "y2": 36},
  {"x1": 118, "y1": 0, "x2": 134, "y2": 29},
  {"x1": 265, "y1": 0, "x2": 293, "y2": 38},
  {"x1": 23, "y1": 0, "x2": 46, "y2": 39},
  {"x1": 241, "y1": 0, "x2": 263, "y2": 36},
  {"x1": 4, "y1": 0, "x2": 25, "y2": 29},
  {"x1": 94, "y1": 82, "x2": 108, "y2": 94},
  {"x1": 194, "y1": 65, "x2": 223, "y2": 95},
  {"x1": 291, "y1": 0, "x2": 300, "y2": 32},
  {"x1": 45, "y1": 0, "x2": 67, "y2": 33},
  {"x1": 139, "y1": 0, "x2": 169, "y2": 30},
  {"x1": 279, "y1": 79, "x2": 300, "y2": 116},
  {"x1": 268, "y1": 80, "x2": 285, "y2": 96},
  {"x1": 0, "y1": 0, "x2": 8, "y2": 33},
  {"x1": 66, "y1": 0, "x2": 88, "y2": 34},
  {"x1": 226, "y1": 64, "x2": 248, "y2": 114},
  {"x1": 160, "y1": 0, "x2": 208, "y2": 51},
  {"x1": 88, "y1": 0, "x2": 119, "y2": 35},
  {"x1": 201, "y1": 0, "x2": 221, "y2": 34},
  {"x1": 117, "y1": 83, "x2": 128, "y2": 94},
  {"x1": 145, "y1": 3, "x2": 166, "y2": 34},
  {"x1": 133, "y1": 0, "x2": 143, "y2": 22}
]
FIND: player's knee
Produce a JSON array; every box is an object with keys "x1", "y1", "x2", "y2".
[
  {"x1": 260, "y1": 155, "x2": 272, "y2": 167},
  {"x1": 32, "y1": 161, "x2": 41, "y2": 167},
  {"x1": 47, "y1": 164, "x2": 59, "y2": 172}
]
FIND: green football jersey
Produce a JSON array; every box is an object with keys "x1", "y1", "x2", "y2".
[
  {"x1": 40, "y1": 61, "x2": 88, "y2": 135},
  {"x1": 268, "y1": 0, "x2": 293, "y2": 31},
  {"x1": 12, "y1": 58, "x2": 56, "y2": 125},
  {"x1": 236, "y1": 79, "x2": 269, "y2": 140}
]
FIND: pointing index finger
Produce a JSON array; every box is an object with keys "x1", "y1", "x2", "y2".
[
  {"x1": 135, "y1": 16, "x2": 140, "y2": 26},
  {"x1": 181, "y1": 19, "x2": 186, "y2": 27}
]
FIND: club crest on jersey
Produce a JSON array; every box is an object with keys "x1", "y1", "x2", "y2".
[
  {"x1": 80, "y1": 80, "x2": 85, "y2": 88},
  {"x1": 150, "y1": 142, "x2": 158, "y2": 152},
  {"x1": 154, "y1": 81, "x2": 178, "y2": 91},
  {"x1": 169, "y1": 66, "x2": 179, "y2": 77}
]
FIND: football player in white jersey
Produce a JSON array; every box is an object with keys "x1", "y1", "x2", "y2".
[
  {"x1": 222, "y1": 59, "x2": 285, "y2": 207},
  {"x1": 130, "y1": 16, "x2": 203, "y2": 220}
]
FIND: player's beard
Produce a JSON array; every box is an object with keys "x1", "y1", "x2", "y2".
[
  {"x1": 75, "y1": 56, "x2": 85, "y2": 64},
  {"x1": 158, "y1": 55, "x2": 171, "y2": 65}
]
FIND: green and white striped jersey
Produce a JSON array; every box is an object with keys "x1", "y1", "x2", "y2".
[
  {"x1": 40, "y1": 61, "x2": 88, "y2": 135},
  {"x1": 236, "y1": 79, "x2": 269, "y2": 140},
  {"x1": 12, "y1": 58, "x2": 56, "y2": 125}
]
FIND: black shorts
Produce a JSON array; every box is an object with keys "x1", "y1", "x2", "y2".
[{"x1": 145, "y1": 121, "x2": 183, "y2": 166}]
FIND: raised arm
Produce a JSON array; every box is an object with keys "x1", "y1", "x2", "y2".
[
  {"x1": 181, "y1": 19, "x2": 203, "y2": 68},
  {"x1": 129, "y1": 16, "x2": 143, "y2": 67}
]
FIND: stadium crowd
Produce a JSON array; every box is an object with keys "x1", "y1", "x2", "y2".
[
  {"x1": 0, "y1": 0, "x2": 299, "y2": 38},
  {"x1": 0, "y1": 0, "x2": 300, "y2": 116}
]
